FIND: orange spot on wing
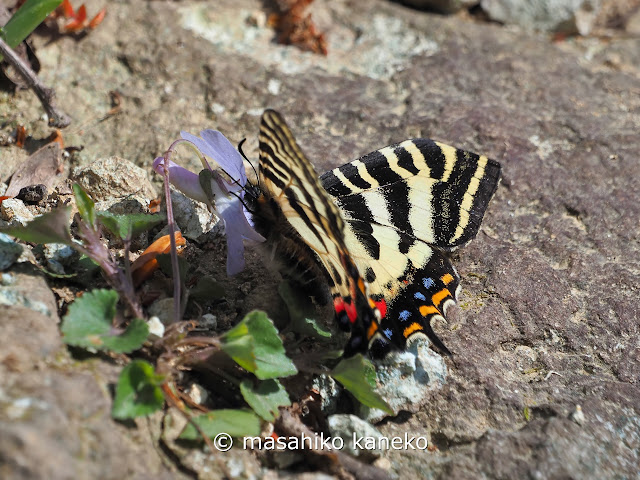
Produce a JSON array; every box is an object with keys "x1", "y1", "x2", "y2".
[
  {"x1": 432, "y1": 288, "x2": 451, "y2": 308},
  {"x1": 419, "y1": 305, "x2": 439, "y2": 316},
  {"x1": 367, "y1": 320, "x2": 379, "y2": 340},
  {"x1": 403, "y1": 322, "x2": 423, "y2": 339},
  {"x1": 441, "y1": 273, "x2": 454, "y2": 285}
]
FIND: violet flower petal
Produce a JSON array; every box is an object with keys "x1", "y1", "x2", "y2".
[
  {"x1": 209, "y1": 177, "x2": 265, "y2": 275},
  {"x1": 180, "y1": 130, "x2": 245, "y2": 188},
  {"x1": 152, "y1": 157, "x2": 209, "y2": 204}
]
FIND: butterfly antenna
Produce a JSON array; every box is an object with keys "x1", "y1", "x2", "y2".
[{"x1": 238, "y1": 138, "x2": 260, "y2": 188}]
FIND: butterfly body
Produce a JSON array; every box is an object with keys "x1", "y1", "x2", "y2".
[{"x1": 250, "y1": 110, "x2": 501, "y2": 358}]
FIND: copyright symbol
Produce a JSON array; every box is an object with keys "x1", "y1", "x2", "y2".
[{"x1": 214, "y1": 433, "x2": 233, "y2": 452}]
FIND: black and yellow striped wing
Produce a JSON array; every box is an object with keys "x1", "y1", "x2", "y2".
[
  {"x1": 321, "y1": 139, "x2": 501, "y2": 356},
  {"x1": 255, "y1": 110, "x2": 380, "y2": 354},
  {"x1": 252, "y1": 109, "x2": 501, "y2": 358}
]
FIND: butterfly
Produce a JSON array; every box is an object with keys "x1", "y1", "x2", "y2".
[{"x1": 248, "y1": 109, "x2": 501, "y2": 358}]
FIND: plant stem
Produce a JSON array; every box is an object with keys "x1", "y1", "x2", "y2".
[{"x1": 0, "y1": 36, "x2": 71, "y2": 128}]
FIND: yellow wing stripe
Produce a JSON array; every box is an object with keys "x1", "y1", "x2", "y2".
[
  {"x1": 450, "y1": 154, "x2": 489, "y2": 243},
  {"x1": 435, "y1": 142, "x2": 458, "y2": 182}
]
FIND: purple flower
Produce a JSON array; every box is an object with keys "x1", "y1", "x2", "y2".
[{"x1": 153, "y1": 130, "x2": 264, "y2": 276}]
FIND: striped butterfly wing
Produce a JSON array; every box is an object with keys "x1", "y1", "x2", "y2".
[
  {"x1": 256, "y1": 109, "x2": 380, "y2": 355},
  {"x1": 321, "y1": 139, "x2": 501, "y2": 357}
]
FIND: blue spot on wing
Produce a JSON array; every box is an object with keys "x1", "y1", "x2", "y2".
[
  {"x1": 399, "y1": 310, "x2": 411, "y2": 322},
  {"x1": 383, "y1": 328, "x2": 393, "y2": 339},
  {"x1": 422, "y1": 277, "x2": 435, "y2": 289},
  {"x1": 414, "y1": 292, "x2": 426, "y2": 301}
]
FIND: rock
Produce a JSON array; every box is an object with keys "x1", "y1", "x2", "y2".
[
  {"x1": 147, "y1": 297, "x2": 177, "y2": 325},
  {"x1": 0, "y1": 233, "x2": 23, "y2": 271},
  {"x1": 71, "y1": 156, "x2": 157, "y2": 205},
  {"x1": 360, "y1": 336, "x2": 447, "y2": 423},
  {"x1": 311, "y1": 374, "x2": 342, "y2": 415},
  {"x1": 0, "y1": 198, "x2": 34, "y2": 225},
  {"x1": 186, "y1": 383, "x2": 209, "y2": 405},
  {"x1": 395, "y1": 0, "x2": 479, "y2": 14},
  {"x1": 328, "y1": 414, "x2": 385, "y2": 459},
  {"x1": 43, "y1": 243, "x2": 77, "y2": 275},
  {"x1": 480, "y1": 0, "x2": 602, "y2": 34},
  {"x1": 570, "y1": 405, "x2": 585, "y2": 425},
  {"x1": 200, "y1": 313, "x2": 217, "y2": 329},
  {"x1": 16, "y1": 184, "x2": 48, "y2": 204},
  {"x1": 626, "y1": 7, "x2": 640, "y2": 34},
  {"x1": 168, "y1": 189, "x2": 219, "y2": 241},
  {"x1": 0, "y1": 266, "x2": 186, "y2": 479}
]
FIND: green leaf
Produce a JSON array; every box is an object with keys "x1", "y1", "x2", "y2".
[
  {"x1": 331, "y1": 355, "x2": 393, "y2": 414},
  {"x1": 156, "y1": 253, "x2": 190, "y2": 284},
  {"x1": 0, "y1": 0, "x2": 62, "y2": 58},
  {"x1": 61, "y1": 289, "x2": 149, "y2": 353},
  {"x1": 112, "y1": 360, "x2": 165, "y2": 420},
  {"x1": 198, "y1": 169, "x2": 216, "y2": 205},
  {"x1": 73, "y1": 183, "x2": 96, "y2": 229},
  {"x1": 221, "y1": 310, "x2": 298, "y2": 380},
  {"x1": 190, "y1": 277, "x2": 225, "y2": 302},
  {"x1": 1, "y1": 206, "x2": 72, "y2": 245},
  {"x1": 240, "y1": 378, "x2": 290, "y2": 422},
  {"x1": 179, "y1": 409, "x2": 261, "y2": 440},
  {"x1": 97, "y1": 211, "x2": 166, "y2": 241},
  {"x1": 278, "y1": 281, "x2": 331, "y2": 339}
]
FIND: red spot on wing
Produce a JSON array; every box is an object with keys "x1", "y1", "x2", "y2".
[
  {"x1": 333, "y1": 296, "x2": 357, "y2": 323},
  {"x1": 374, "y1": 299, "x2": 387, "y2": 319}
]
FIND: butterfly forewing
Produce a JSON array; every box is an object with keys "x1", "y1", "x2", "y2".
[{"x1": 257, "y1": 110, "x2": 379, "y2": 352}]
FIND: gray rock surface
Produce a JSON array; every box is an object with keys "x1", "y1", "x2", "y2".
[
  {"x1": 71, "y1": 156, "x2": 157, "y2": 205},
  {"x1": 480, "y1": 0, "x2": 602, "y2": 33},
  {"x1": 1, "y1": 0, "x2": 639, "y2": 478},
  {"x1": 328, "y1": 414, "x2": 386, "y2": 459},
  {"x1": 0, "y1": 233, "x2": 22, "y2": 271}
]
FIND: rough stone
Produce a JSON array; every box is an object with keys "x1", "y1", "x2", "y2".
[
  {"x1": 167, "y1": 189, "x2": 219, "y2": 241},
  {"x1": 0, "y1": 266, "x2": 187, "y2": 480},
  {"x1": 0, "y1": 198, "x2": 35, "y2": 225},
  {"x1": 71, "y1": 156, "x2": 157, "y2": 204},
  {"x1": 360, "y1": 336, "x2": 447, "y2": 423},
  {"x1": 328, "y1": 414, "x2": 385, "y2": 459},
  {"x1": 0, "y1": 233, "x2": 23, "y2": 271},
  {"x1": 481, "y1": 0, "x2": 602, "y2": 34},
  {"x1": 42, "y1": 243, "x2": 77, "y2": 275}
]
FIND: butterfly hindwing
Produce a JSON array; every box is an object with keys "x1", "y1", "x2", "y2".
[
  {"x1": 368, "y1": 249, "x2": 460, "y2": 357},
  {"x1": 321, "y1": 138, "x2": 501, "y2": 357}
]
